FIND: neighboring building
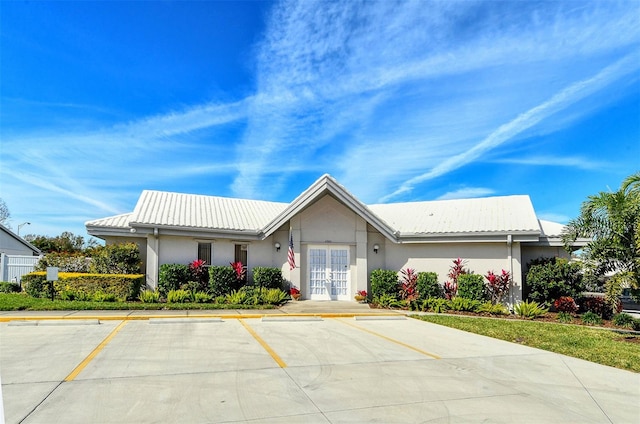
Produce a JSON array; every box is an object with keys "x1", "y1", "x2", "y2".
[
  {"x1": 86, "y1": 174, "x2": 584, "y2": 304},
  {"x1": 0, "y1": 224, "x2": 42, "y2": 283}
]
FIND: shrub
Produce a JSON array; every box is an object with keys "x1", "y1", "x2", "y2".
[
  {"x1": 581, "y1": 311, "x2": 603, "y2": 326},
  {"x1": 35, "y1": 252, "x2": 90, "y2": 273},
  {"x1": 553, "y1": 296, "x2": 578, "y2": 314},
  {"x1": 90, "y1": 243, "x2": 141, "y2": 274},
  {"x1": 225, "y1": 290, "x2": 247, "y2": 305},
  {"x1": 416, "y1": 272, "x2": 441, "y2": 299},
  {"x1": 525, "y1": 257, "x2": 584, "y2": 304},
  {"x1": 139, "y1": 289, "x2": 160, "y2": 303},
  {"x1": 193, "y1": 291, "x2": 211, "y2": 303},
  {"x1": 557, "y1": 311, "x2": 573, "y2": 323},
  {"x1": 189, "y1": 259, "x2": 209, "y2": 292},
  {"x1": 373, "y1": 293, "x2": 403, "y2": 308},
  {"x1": 485, "y1": 269, "x2": 511, "y2": 305},
  {"x1": 230, "y1": 261, "x2": 246, "y2": 290},
  {"x1": 477, "y1": 302, "x2": 508, "y2": 315},
  {"x1": 612, "y1": 313, "x2": 637, "y2": 329},
  {"x1": 22, "y1": 272, "x2": 143, "y2": 300},
  {"x1": 92, "y1": 291, "x2": 117, "y2": 302},
  {"x1": 514, "y1": 300, "x2": 548, "y2": 319},
  {"x1": 253, "y1": 267, "x2": 284, "y2": 290},
  {"x1": 449, "y1": 297, "x2": 481, "y2": 312},
  {"x1": 260, "y1": 288, "x2": 288, "y2": 305},
  {"x1": 423, "y1": 297, "x2": 450, "y2": 313},
  {"x1": 443, "y1": 258, "x2": 468, "y2": 299},
  {"x1": 578, "y1": 295, "x2": 613, "y2": 320},
  {"x1": 0, "y1": 282, "x2": 21, "y2": 293},
  {"x1": 158, "y1": 264, "x2": 190, "y2": 296},
  {"x1": 167, "y1": 289, "x2": 193, "y2": 303},
  {"x1": 209, "y1": 265, "x2": 237, "y2": 297},
  {"x1": 457, "y1": 274, "x2": 487, "y2": 302},
  {"x1": 370, "y1": 269, "x2": 399, "y2": 299},
  {"x1": 399, "y1": 268, "x2": 418, "y2": 301}
]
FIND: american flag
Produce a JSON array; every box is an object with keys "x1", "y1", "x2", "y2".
[{"x1": 288, "y1": 232, "x2": 296, "y2": 270}]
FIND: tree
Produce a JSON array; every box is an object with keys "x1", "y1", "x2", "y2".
[
  {"x1": 0, "y1": 198, "x2": 10, "y2": 226},
  {"x1": 26, "y1": 232, "x2": 90, "y2": 254},
  {"x1": 562, "y1": 172, "x2": 640, "y2": 303}
]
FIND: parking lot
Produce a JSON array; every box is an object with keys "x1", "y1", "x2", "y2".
[{"x1": 1, "y1": 314, "x2": 639, "y2": 423}]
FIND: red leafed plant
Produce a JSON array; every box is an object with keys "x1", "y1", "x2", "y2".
[
  {"x1": 290, "y1": 286, "x2": 300, "y2": 295},
  {"x1": 230, "y1": 261, "x2": 245, "y2": 282},
  {"x1": 189, "y1": 259, "x2": 208, "y2": 291},
  {"x1": 444, "y1": 258, "x2": 467, "y2": 299},
  {"x1": 554, "y1": 296, "x2": 578, "y2": 313},
  {"x1": 485, "y1": 269, "x2": 511, "y2": 305},
  {"x1": 399, "y1": 268, "x2": 418, "y2": 301},
  {"x1": 357, "y1": 290, "x2": 367, "y2": 297}
]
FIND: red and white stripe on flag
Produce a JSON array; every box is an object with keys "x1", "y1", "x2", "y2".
[{"x1": 287, "y1": 233, "x2": 296, "y2": 270}]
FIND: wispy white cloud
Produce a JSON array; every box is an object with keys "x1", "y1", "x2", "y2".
[
  {"x1": 492, "y1": 156, "x2": 609, "y2": 170},
  {"x1": 437, "y1": 187, "x2": 495, "y2": 200},
  {"x1": 228, "y1": 0, "x2": 640, "y2": 201},
  {"x1": 380, "y1": 52, "x2": 640, "y2": 202}
]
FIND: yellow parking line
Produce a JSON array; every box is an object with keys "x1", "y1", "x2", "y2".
[
  {"x1": 64, "y1": 320, "x2": 128, "y2": 382},
  {"x1": 238, "y1": 319, "x2": 287, "y2": 368},
  {"x1": 338, "y1": 319, "x2": 441, "y2": 360}
]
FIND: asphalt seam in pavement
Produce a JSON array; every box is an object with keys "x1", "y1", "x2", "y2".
[{"x1": 337, "y1": 318, "x2": 442, "y2": 360}]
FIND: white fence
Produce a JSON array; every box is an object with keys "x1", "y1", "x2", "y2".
[{"x1": 0, "y1": 253, "x2": 41, "y2": 284}]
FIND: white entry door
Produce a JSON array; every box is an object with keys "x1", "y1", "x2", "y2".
[{"x1": 308, "y1": 246, "x2": 350, "y2": 300}]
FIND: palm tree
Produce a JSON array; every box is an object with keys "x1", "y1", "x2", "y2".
[{"x1": 563, "y1": 172, "x2": 640, "y2": 300}]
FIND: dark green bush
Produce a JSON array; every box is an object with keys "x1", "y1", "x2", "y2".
[
  {"x1": 252, "y1": 267, "x2": 284, "y2": 290},
  {"x1": 90, "y1": 242, "x2": 141, "y2": 274},
  {"x1": 209, "y1": 265, "x2": 237, "y2": 297},
  {"x1": 457, "y1": 274, "x2": 487, "y2": 301},
  {"x1": 22, "y1": 271, "x2": 143, "y2": 300},
  {"x1": 0, "y1": 282, "x2": 21, "y2": 293},
  {"x1": 612, "y1": 313, "x2": 637, "y2": 329},
  {"x1": 370, "y1": 269, "x2": 399, "y2": 298},
  {"x1": 416, "y1": 272, "x2": 441, "y2": 299},
  {"x1": 525, "y1": 257, "x2": 585, "y2": 304},
  {"x1": 158, "y1": 264, "x2": 190, "y2": 296}
]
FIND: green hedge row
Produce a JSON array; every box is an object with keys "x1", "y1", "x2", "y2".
[{"x1": 22, "y1": 272, "x2": 144, "y2": 301}]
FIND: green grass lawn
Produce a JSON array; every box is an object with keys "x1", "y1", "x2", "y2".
[
  {"x1": 413, "y1": 314, "x2": 640, "y2": 373},
  {"x1": 0, "y1": 293, "x2": 274, "y2": 311}
]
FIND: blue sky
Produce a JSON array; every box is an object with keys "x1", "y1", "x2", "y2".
[{"x1": 1, "y1": 0, "x2": 638, "y2": 239}]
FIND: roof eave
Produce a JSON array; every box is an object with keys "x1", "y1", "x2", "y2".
[{"x1": 261, "y1": 175, "x2": 398, "y2": 242}]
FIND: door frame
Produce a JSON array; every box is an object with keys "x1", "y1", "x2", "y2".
[{"x1": 306, "y1": 244, "x2": 350, "y2": 300}]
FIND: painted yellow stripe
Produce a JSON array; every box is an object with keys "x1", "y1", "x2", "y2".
[
  {"x1": 338, "y1": 319, "x2": 441, "y2": 360},
  {"x1": 64, "y1": 320, "x2": 128, "y2": 381},
  {"x1": 238, "y1": 319, "x2": 287, "y2": 368}
]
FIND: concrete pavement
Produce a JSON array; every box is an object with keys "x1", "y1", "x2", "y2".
[{"x1": 1, "y1": 302, "x2": 639, "y2": 423}]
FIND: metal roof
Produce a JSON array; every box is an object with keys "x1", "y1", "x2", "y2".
[
  {"x1": 129, "y1": 190, "x2": 288, "y2": 231},
  {"x1": 86, "y1": 175, "x2": 557, "y2": 242},
  {"x1": 368, "y1": 195, "x2": 540, "y2": 235}
]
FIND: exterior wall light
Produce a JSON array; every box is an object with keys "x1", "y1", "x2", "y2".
[
  {"x1": 275, "y1": 242, "x2": 281, "y2": 251},
  {"x1": 373, "y1": 244, "x2": 379, "y2": 254}
]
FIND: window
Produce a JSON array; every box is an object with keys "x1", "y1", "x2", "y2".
[
  {"x1": 234, "y1": 244, "x2": 248, "y2": 283},
  {"x1": 198, "y1": 243, "x2": 212, "y2": 265}
]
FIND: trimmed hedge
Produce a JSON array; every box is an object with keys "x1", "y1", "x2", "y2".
[
  {"x1": 209, "y1": 265, "x2": 237, "y2": 297},
  {"x1": 252, "y1": 267, "x2": 284, "y2": 290},
  {"x1": 22, "y1": 272, "x2": 143, "y2": 301},
  {"x1": 0, "y1": 282, "x2": 21, "y2": 293},
  {"x1": 457, "y1": 274, "x2": 487, "y2": 301},
  {"x1": 416, "y1": 272, "x2": 441, "y2": 299},
  {"x1": 158, "y1": 264, "x2": 190, "y2": 296},
  {"x1": 371, "y1": 269, "x2": 399, "y2": 298}
]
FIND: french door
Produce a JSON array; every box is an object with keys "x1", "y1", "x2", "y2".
[{"x1": 308, "y1": 246, "x2": 350, "y2": 300}]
